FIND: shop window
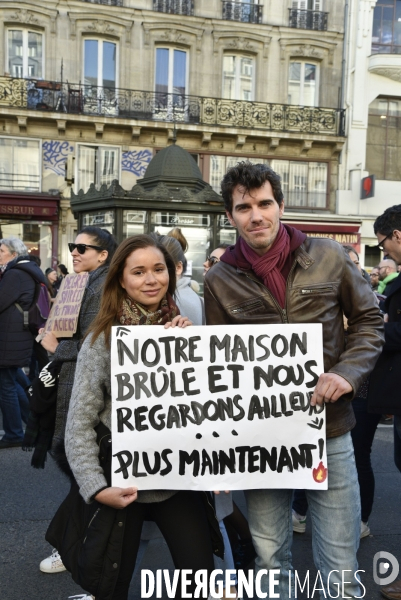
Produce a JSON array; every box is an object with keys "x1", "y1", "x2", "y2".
[
  {"x1": 0, "y1": 137, "x2": 41, "y2": 191},
  {"x1": 7, "y1": 29, "x2": 43, "y2": 78},
  {"x1": 77, "y1": 145, "x2": 120, "y2": 193},
  {"x1": 288, "y1": 62, "x2": 318, "y2": 107},
  {"x1": 366, "y1": 98, "x2": 401, "y2": 181},
  {"x1": 209, "y1": 155, "x2": 328, "y2": 208},
  {"x1": 0, "y1": 222, "x2": 52, "y2": 270},
  {"x1": 372, "y1": 0, "x2": 401, "y2": 54},
  {"x1": 123, "y1": 210, "x2": 148, "y2": 238},
  {"x1": 222, "y1": 55, "x2": 255, "y2": 101}
]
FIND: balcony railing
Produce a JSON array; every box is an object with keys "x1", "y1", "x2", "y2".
[
  {"x1": 288, "y1": 9, "x2": 328, "y2": 31},
  {"x1": 222, "y1": 1, "x2": 263, "y2": 24},
  {"x1": 153, "y1": 0, "x2": 194, "y2": 15},
  {"x1": 0, "y1": 77, "x2": 345, "y2": 136}
]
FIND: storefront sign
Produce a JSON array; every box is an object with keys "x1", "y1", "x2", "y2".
[
  {"x1": 44, "y1": 272, "x2": 89, "y2": 337},
  {"x1": 306, "y1": 232, "x2": 361, "y2": 245},
  {"x1": 110, "y1": 324, "x2": 327, "y2": 492},
  {"x1": 0, "y1": 203, "x2": 57, "y2": 217}
]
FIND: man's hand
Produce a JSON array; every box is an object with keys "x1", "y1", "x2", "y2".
[
  {"x1": 310, "y1": 373, "x2": 353, "y2": 406},
  {"x1": 94, "y1": 486, "x2": 138, "y2": 509}
]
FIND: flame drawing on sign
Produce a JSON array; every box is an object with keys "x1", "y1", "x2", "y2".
[{"x1": 312, "y1": 461, "x2": 327, "y2": 483}]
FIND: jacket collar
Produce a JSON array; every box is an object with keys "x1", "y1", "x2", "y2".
[
  {"x1": 295, "y1": 243, "x2": 315, "y2": 270},
  {"x1": 384, "y1": 272, "x2": 401, "y2": 301}
]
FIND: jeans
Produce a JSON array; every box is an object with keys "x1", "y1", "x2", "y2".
[
  {"x1": 394, "y1": 415, "x2": 401, "y2": 473},
  {"x1": 245, "y1": 432, "x2": 361, "y2": 599},
  {"x1": 0, "y1": 367, "x2": 29, "y2": 441},
  {"x1": 350, "y1": 397, "x2": 381, "y2": 522}
]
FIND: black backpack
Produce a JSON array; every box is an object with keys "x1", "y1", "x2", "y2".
[{"x1": 15, "y1": 280, "x2": 51, "y2": 334}]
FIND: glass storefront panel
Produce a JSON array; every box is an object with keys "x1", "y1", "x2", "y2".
[
  {"x1": 217, "y1": 214, "x2": 236, "y2": 246},
  {"x1": 0, "y1": 221, "x2": 52, "y2": 271},
  {"x1": 82, "y1": 210, "x2": 115, "y2": 233},
  {"x1": 151, "y1": 212, "x2": 212, "y2": 293},
  {"x1": 123, "y1": 210, "x2": 147, "y2": 238}
]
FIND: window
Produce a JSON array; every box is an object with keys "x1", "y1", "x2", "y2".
[
  {"x1": 155, "y1": 48, "x2": 187, "y2": 96},
  {"x1": 84, "y1": 40, "x2": 117, "y2": 88},
  {"x1": 222, "y1": 55, "x2": 254, "y2": 101},
  {"x1": 7, "y1": 30, "x2": 43, "y2": 78},
  {"x1": 372, "y1": 0, "x2": 401, "y2": 54},
  {"x1": 291, "y1": 0, "x2": 323, "y2": 9},
  {"x1": 288, "y1": 62, "x2": 318, "y2": 106},
  {"x1": 77, "y1": 145, "x2": 120, "y2": 192},
  {"x1": 209, "y1": 155, "x2": 328, "y2": 208},
  {"x1": 366, "y1": 98, "x2": 401, "y2": 180},
  {"x1": 0, "y1": 138, "x2": 41, "y2": 191}
]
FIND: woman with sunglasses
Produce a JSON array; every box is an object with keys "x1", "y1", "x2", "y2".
[
  {"x1": 55, "y1": 234, "x2": 217, "y2": 600},
  {"x1": 38, "y1": 226, "x2": 117, "y2": 575}
]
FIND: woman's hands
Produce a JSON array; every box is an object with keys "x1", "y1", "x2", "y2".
[
  {"x1": 39, "y1": 330, "x2": 59, "y2": 353},
  {"x1": 94, "y1": 486, "x2": 138, "y2": 509},
  {"x1": 164, "y1": 315, "x2": 192, "y2": 329}
]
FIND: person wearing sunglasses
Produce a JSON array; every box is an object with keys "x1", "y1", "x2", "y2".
[
  {"x1": 38, "y1": 227, "x2": 117, "y2": 576},
  {"x1": 203, "y1": 243, "x2": 230, "y2": 276}
]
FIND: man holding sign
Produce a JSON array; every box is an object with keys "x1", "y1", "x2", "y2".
[{"x1": 204, "y1": 162, "x2": 384, "y2": 599}]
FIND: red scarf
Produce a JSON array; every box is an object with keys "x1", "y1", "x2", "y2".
[{"x1": 239, "y1": 223, "x2": 291, "y2": 308}]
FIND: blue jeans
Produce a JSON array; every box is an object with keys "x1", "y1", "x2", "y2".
[
  {"x1": 0, "y1": 367, "x2": 29, "y2": 441},
  {"x1": 245, "y1": 432, "x2": 361, "y2": 599}
]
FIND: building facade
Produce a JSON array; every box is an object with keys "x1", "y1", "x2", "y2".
[
  {"x1": 337, "y1": 0, "x2": 401, "y2": 269},
  {"x1": 1, "y1": 0, "x2": 348, "y2": 270}
]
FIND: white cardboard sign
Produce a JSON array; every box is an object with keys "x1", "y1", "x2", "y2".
[{"x1": 110, "y1": 324, "x2": 327, "y2": 491}]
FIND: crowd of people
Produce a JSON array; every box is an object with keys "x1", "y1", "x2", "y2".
[{"x1": 0, "y1": 161, "x2": 400, "y2": 600}]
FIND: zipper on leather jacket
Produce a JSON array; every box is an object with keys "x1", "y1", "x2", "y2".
[
  {"x1": 301, "y1": 286, "x2": 333, "y2": 294},
  {"x1": 244, "y1": 271, "x2": 289, "y2": 323}
]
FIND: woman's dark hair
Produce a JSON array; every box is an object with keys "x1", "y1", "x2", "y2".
[
  {"x1": 88, "y1": 234, "x2": 176, "y2": 345},
  {"x1": 343, "y1": 245, "x2": 359, "y2": 260},
  {"x1": 159, "y1": 234, "x2": 188, "y2": 274},
  {"x1": 221, "y1": 161, "x2": 284, "y2": 214},
  {"x1": 58, "y1": 263, "x2": 68, "y2": 276},
  {"x1": 78, "y1": 227, "x2": 118, "y2": 266},
  {"x1": 45, "y1": 267, "x2": 56, "y2": 276}
]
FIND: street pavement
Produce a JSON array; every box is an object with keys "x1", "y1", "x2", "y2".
[{"x1": 0, "y1": 422, "x2": 400, "y2": 600}]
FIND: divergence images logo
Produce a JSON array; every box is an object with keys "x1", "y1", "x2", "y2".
[{"x1": 373, "y1": 552, "x2": 400, "y2": 586}]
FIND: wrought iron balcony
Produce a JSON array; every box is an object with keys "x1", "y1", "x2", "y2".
[
  {"x1": 81, "y1": 0, "x2": 123, "y2": 4},
  {"x1": 288, "y1": 8, "x2": 328, "y2": 31},
  {"x1": 0, "y1": 77, "x2": 345, "y2": 136},
  {"x1": 222, "y1": 1, "x2": 263, "y2": 24},
  {"x1": 153, "y1": 0, "x2": 194, "y2": 15}
]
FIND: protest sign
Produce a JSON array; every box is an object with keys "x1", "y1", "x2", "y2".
[
  {"x1": 110, "y1": 323, "x2": 327, "y2": 491},
  {"x1": 44, "y1": 272, "x2": 89, "y2": 337}
]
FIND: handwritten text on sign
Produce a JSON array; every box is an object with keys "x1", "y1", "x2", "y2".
[
  {"x1": 111, "y1": 324, "x2": 326, "y2": 491},
  {"x1": 44, "y1": 272, "x2": 89, "y2": 337}
]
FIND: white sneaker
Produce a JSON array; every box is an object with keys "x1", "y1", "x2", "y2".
[
  {"x1": 68, "y1": 595, "x2": 95, "y2": 599},
  {"x1": 39, "y1": 548, "x2": 66, "y2": 573},
  {"x1": 360, "y1": 521, "x2": 371, "y2": 539},
  {"x1": 292, "y1": 510, "x2": 307, "y2": 533}
]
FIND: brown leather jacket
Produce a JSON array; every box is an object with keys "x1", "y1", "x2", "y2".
[{"x1": 204, "y1": 237, "x2": 384, "y2": 438}]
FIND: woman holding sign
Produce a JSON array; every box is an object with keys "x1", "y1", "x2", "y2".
[
  {"x1": 59, "y1": 235, "x2": 218, "y2": 600},
  {"x1": 38, "y1": 226, "x2": 117, "y2": 574}
]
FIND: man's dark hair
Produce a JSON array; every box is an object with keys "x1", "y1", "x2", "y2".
[
  {"x1": 221, "y1": 161, "x2": 284, "y2": 214},
  {"x1": 374, "y1": 204, "x2": 401, "y2": 236}
]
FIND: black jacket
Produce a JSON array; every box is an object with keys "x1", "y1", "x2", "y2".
[
  {"x1": 368, "y1": 272, "x2": 401, "y2": 416},
  {"x1": 0, "y1": 256, "x2": 46, "y2": 367},
  {"x1": 46, "y1": 423, "x2": 224, "y2": 600}
]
